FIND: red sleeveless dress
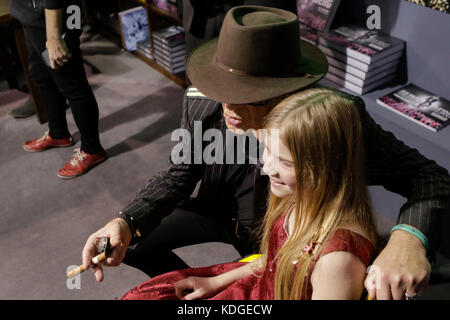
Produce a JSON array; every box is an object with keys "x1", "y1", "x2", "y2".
[{"x1": 121, "y1": 213, "x2": 376, "y2": 300}]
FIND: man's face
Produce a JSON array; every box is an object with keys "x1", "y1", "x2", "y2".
[{"x1": 221, "y1": 98, "x2": 281, "y2": 134}]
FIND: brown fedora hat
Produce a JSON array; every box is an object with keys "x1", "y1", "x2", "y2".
[{"x1": 186, "y1": 5, "x2": 328, "y2": 104}]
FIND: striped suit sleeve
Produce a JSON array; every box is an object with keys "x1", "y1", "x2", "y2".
[
  {"x1": 355, "y1": 96, "x2": 450, "y2": 255},
  {"x1": 119, "y1": 90, "x2": 202, "y2": 240}
]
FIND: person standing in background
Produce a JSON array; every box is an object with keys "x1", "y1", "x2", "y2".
[
  {"x1": 10, "y1": 0, "x2": 106, "y2": 178},
  {"x1": 182, "y1": 0, "x2": 297, "y2": 55}
]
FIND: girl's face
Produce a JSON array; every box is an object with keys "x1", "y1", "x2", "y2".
[{"x1": 262, "y1": 133, "x2": 297, "y2": 198}]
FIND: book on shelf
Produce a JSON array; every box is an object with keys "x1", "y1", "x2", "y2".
[
  {"x1": 322, "y1": 46, "x2": 401, "y2": 77},
  {"x1": 155, "y1": 57, "x2": 184, "y2": 69},
  {"x1": 319, "y1": 25, "x2": 405, "y2": 65},
  {"x1": 137, "y1": 39, "x2": 152, "y2": 54},
  {"x1": 153, "y1": 38, "x2": 186, "y2": 56},
  {"x1": 118, "y1": 6, "x2": 149, "y2": 52},
  {"x1": 325, "y1": 71, "x2": 396, "y2": 96},
  {"x1": 155, "y1": 59, "x2": 185, "y2": 74},
  {"x1": 377, "y1": 84, "x2": 450, "y2": 132},
  {"x1": 137, "y1": 48, "x2": 154, "y2": 60},
  {"x1": 296, "y1": 0, "x2": 341, "y2": 44},
  {"x1": 318, "y1": 44, "x2": 403, "y2": 72},
  {"x1": 325, "y1": 54, "x2": 399, "y2": 80},
  {"x1": 327, "y1": 64, "x2": 397, "y2": 88},
  {"x1": 154, "y1": 50, "x2": 185, "y2": 64},
  {"x1": 152, "y1": 25, "x2": 185, "y2": 46},
  {"x1": 136, "y1": 38, "x2": 153, "y2": 59}
]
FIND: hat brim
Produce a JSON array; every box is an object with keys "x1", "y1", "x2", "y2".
[{"x1": 186, "y1": 38, "x2": 329, "y2": 104}]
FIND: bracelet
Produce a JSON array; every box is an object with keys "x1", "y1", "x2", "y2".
[
  {"x1": 391, "y1": 224, "x2": 429, "y2": 251},
  {"x1": 118, "y1": 212, "x2": 141, "y2": 240}
]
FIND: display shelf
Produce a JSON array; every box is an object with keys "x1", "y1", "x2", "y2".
[
  {"x1": 320, "y1": 0, "x2": 450, "y2": 173},
  {"x1": 319, "y1": 77, "x2": 450, "y2": 171},
  {"x1": 85, "y1": 0, "x2": 187, "y2": 88},
  {"x1": 132, "y1": 49, "x2": 186, "y2": 87}
]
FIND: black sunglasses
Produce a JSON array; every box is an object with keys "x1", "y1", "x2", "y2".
[{"x1": 248, "y1": 100, "x2": 269, "y2": 106}]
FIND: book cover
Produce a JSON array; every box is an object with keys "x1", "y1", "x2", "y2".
[
  {"x1": 118, "y1": 7, "x2": 149, "y2": 51},
  {"x1": 153, "y1": 33, "x2": 185, "y2": 47},
  {"x1": 319, "y1": 25, "x2": 405, "y2": 64},
  {"x1": 152, "y1": 25, "x2": 185, "y2": 45},
  {"x1": 296, "y1": 0, "x2": 341, "y2": 32},
  {"x1": 377, "y1": 83, "x2": 450, "y2": 132}
]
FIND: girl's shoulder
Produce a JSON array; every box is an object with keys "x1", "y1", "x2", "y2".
[{"x1": 314, "y1": 226, "x2": 376, "y2": 267}]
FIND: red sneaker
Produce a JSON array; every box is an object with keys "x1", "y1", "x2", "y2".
[
  {"x1": 23, "y1": 131, "x2": 74, "y2": 152},
  {"x1": 57, "y1": 148, "x2": 107, "y2": 179}
]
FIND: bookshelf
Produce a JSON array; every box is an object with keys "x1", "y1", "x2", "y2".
[
  {"x1": 84, "y1": 0, "x2": 187, "y2": 88},
  {"x1": 319, "y1": 0, "x2": 450, "y2": 257}
]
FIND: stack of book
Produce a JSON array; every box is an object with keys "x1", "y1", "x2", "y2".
[
  {"x1": 319, "y1": 24, "x2": 405, "y2": 95},
  {"x1": 377, "y1": 83, "x2": 450, "y2": 132},
  {"x1": 296, "y1": 0, "x2": 341, "y2": 45},
  {"x1": 153, "y1": 25, "x2": 186, "y2": 74},
  {"x1": 136, "y1": 37, "x2": 153, "y2": 60}
]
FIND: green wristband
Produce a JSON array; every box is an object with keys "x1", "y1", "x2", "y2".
[{"x1": 391, "y1": 224, "x2": 429, "y2": 251}]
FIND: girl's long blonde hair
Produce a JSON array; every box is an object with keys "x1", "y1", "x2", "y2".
[{"x1": 258, "y1": 88, "x2": 377, "y2": 300}]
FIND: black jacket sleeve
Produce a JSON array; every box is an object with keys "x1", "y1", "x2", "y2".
[
  {"x1": 119, "y1": 90, "x2": 202, "y2": 241},
  {"x1": 44, "y1": 0, "x2": 65, "y2": 9}
]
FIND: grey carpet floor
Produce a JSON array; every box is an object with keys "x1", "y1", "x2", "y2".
[{"x1": 0, "y1": 35, "x2": 448, "y2": 299}]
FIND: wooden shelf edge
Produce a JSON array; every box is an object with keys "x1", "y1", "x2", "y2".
[{"x1": 132, "y1": 50, "x2": 188, "y2": 88}]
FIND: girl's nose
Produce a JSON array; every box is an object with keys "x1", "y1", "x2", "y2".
[{"x1": 262, "y1": 149, "x2": 277, "y2": 176}]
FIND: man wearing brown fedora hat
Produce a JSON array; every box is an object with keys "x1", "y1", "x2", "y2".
[{"x1": 81, "y1": 6, "x2": 450, "y2": 300}]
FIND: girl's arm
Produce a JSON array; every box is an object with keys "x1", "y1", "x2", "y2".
[
  {"x1": 174, "y1": 257, "x2": 263, "y2": 300},
  {"x1": 310, "y1": 251, "x2": 367, "y2": 300}
]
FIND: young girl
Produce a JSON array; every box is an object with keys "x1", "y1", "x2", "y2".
[{"x1": 121, "y1": 88, "x2": 378, "y2": 300}]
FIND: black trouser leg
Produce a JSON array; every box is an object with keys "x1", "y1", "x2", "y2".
[
  {"x1": 24, "y1": 27, "x2": 102, "y2": 154},
  {"x1": 123, "y1": 207, "x2": 251, "y2": 277},
  {"x1": 24, "y1": 28, "x2": 69, "y2": 138}
]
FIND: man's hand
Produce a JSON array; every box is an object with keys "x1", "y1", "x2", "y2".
[
  {"x1": 82, "y1": 218, "x2": 133, "y2": 282},
  {"x1": 365, "y1": 229, "x2": 430, "y2": 300},
  {"x1": 46, "y1": 37, "x2": 72, "y2": 69}
]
